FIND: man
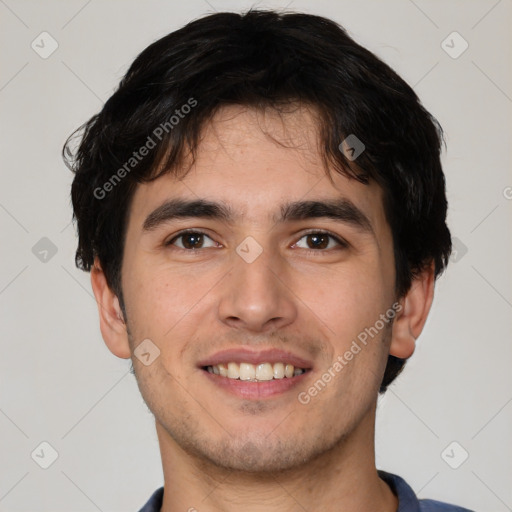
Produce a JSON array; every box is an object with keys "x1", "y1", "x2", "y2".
[{"x1": 64, "y1": 9, "x2": 474, "y2": 512}]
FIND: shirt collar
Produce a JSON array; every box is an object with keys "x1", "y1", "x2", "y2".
[
  {"x1": 378, "y1": 470, "x2": 421, "y2": 512},
  {"x1": 139, "y1": 471, "x2": 421, "y2": 512}
]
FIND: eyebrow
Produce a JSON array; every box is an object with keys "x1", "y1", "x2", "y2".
[{"x1": 142, "y1": 198, "x2": 374, "y2": 234}]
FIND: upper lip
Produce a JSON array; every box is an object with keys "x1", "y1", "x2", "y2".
[{"x1": 197, "y1": 348, "x2": 314, "y2": 369}]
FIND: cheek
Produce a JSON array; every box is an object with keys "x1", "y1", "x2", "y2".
[
  {"x1": 304, "y1": 262, "x2": 391, "y2": 334},
  {"x1": 126, "y1": 257, "x2": 178, "y2": 312},
  {"x1": 123, "y1": 261, "x2": 216, "y2": 358}
]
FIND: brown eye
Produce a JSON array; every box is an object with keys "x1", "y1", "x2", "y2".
[
  {"x1": 294, "y1": 231, "x2": 348, "y2": 251},
  {"x1": 166, "y1": 231, "x2": 217, "y2": 250},
  {"x1": 306, "y1": 233, "x2": 329, "y2": 249}
]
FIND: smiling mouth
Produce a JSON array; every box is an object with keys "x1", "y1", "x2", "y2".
[{"x1": 202, "y1": 362, "x2": 310, "y2": 382}]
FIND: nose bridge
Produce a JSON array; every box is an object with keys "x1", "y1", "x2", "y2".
[{"x1": 217, "y1": 235, "x2": 296, "y2": 332}]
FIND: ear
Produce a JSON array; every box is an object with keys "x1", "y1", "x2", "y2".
[
  {"x1": 389, "y1": 263, "x2": 436, "y2": 359},
  {"x1": 90, "y1": 258, "x2": 131, "y2": 359}
]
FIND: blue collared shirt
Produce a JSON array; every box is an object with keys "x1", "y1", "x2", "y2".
[{"x1": 137, "y1": 471, "x2": 474, "y2": 511}]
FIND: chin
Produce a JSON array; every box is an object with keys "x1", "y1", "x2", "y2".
[
  {"x1": 182, "y1": 430, "x2": 339, "y2": 475},
  {"x1": 207, "y1": 441, "x2": 312, "y2": 473}
]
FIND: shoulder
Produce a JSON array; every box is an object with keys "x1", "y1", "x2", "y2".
[
  {"x1": 378, "y1": 470, "x2": 475, "y2": 512},
  {"x1": 137, "y1": 486, "x2": 164, "y2": 512},
  {"x1": 419, "y1": 498, "x2": 475, "y2": 512}
]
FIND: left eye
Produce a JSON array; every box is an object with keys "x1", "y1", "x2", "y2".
[
  {"x1": 294, "y1": 232, "x2": 347, "y2": 251},
  {"x1": 166, "y1": 231, "x2": 218, "y2": 250}
]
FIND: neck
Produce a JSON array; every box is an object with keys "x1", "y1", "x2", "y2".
[{"x1": 156, "y1": 403, "x2": 397, "y2": 512}]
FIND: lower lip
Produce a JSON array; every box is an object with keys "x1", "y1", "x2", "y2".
[{"x1": 201, "y1": 369, "x2": 310, "y2": 399}]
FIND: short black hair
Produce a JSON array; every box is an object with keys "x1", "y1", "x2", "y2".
[{"x1": 63, "y1": 9, "x2": 452, "y2": 393}]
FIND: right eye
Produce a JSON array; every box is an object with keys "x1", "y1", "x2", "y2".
[{"x1": 165, "y1": 230, "x2": 220, "y2": 251}]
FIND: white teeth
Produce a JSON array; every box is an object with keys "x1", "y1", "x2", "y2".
[
  {"x1": 206, "y1": 362, "x2": 307, "y2": 381},
  {"x1": 273, "y1": 362, "x2": 285, "y2": 379},
  {"x1": 256, "y1": 363, "x2": 274, "y2": 381},
  {"x1": 239, "y1": 362, "x2": 256, "y2": 381},
  {"x1": 227, "y1": 362, "x2": 239, "y2": 379}
]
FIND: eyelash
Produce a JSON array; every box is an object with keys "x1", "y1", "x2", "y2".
[{"x1": 165, "y1": 229, "x2": 349, "y2": 254}]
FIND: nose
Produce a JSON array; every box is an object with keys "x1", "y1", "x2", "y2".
[{"x1": 217, "y1": 240, "x2": 298, "y2": 333}]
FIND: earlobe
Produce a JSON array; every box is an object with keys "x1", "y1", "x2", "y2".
[
  {"x1": 389, "y1": 264, "x2": 436, "y2": 360},
  {"x1": 90, "y1": 259, "x2": 131, "y2": 359}
]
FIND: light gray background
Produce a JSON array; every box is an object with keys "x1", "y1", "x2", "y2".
[{"x1": 1, "y1": 0, "x2": 511, "y2": 510}]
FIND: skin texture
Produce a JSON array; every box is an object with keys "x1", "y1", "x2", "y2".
[{"x1": 91, "y1": 105, "x2": 435, "y2": 512}]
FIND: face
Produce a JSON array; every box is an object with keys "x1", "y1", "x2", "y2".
[{"x1": 119, "y1": 105, "x2": 398, "y2": 472}]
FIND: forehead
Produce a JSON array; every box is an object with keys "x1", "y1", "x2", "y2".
[{"x1": 127, "y1": 105, "x2": 387, "y2": 231}]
